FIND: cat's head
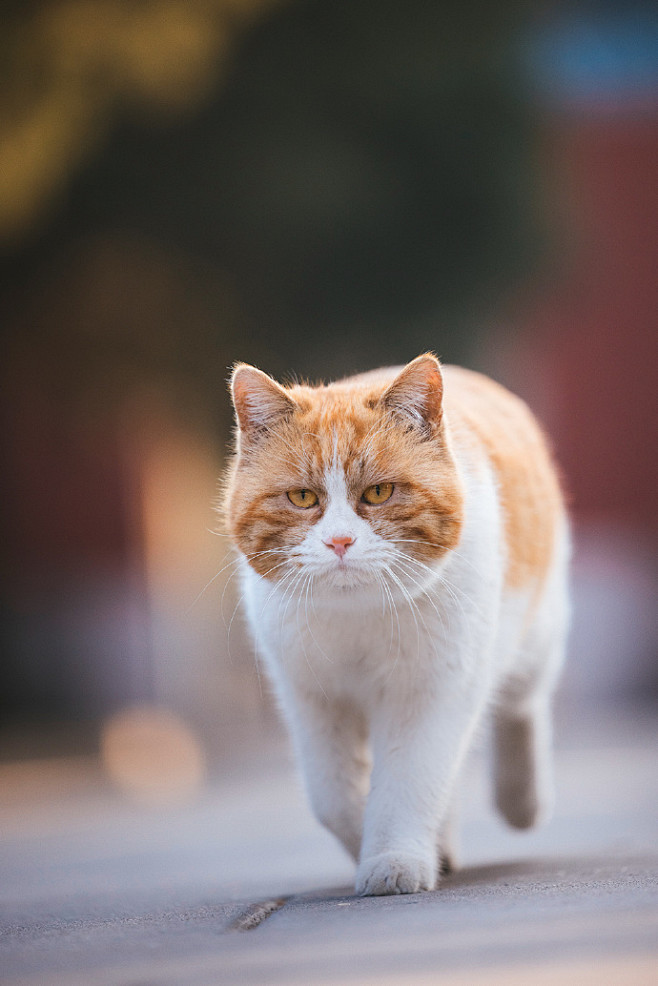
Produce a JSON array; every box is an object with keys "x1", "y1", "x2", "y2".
[{"x1": 225, "y1": 354, "x2": 463, "y2": 596}]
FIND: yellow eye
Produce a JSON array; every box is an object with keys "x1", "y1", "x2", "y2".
[
  {"x1": 287, "y1": 488, "x2": 319, "y2": 508},
  {"x1": 362, "y1": 482, "x2": 394, "y2": 505}
]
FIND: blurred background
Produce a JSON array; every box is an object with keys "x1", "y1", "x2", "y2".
[{"x1": 0, "y1": 0, "x2": 656, "y2": 805}]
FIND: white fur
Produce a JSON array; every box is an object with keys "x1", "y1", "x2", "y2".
[{"x1": 238, "y1": 450, "x2": 569, "y2": 895}]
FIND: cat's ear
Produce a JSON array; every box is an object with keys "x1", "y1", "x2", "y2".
[
  {"x1": 230, "y1": 364, "x2": 296, "y2": 437},
  {"x1": 380, "y1": 353, "x2": 444, "y2": 430}
]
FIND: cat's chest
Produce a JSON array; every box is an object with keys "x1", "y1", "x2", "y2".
[
  {"x1": 244, "y1": 567, "x2": 453, "y2": 695},
  {"x1": 274, "y1": 596, "x2": 391, "y2": 670}
]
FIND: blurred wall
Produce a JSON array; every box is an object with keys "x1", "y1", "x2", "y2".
[{"x1": 487, "y1": 3, "x2": 658, "y2": 702}]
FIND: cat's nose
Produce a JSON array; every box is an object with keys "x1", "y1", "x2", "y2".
[{"x1": 323, "y1": 535, "x2": 355, "y2": 558}]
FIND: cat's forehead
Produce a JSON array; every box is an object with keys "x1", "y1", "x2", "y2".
[
  {"x1": 294, "y1": 375, "x2": 393, "y2": 425},
  {"x1": 300, "y1": 397, "x2": 377, "y2": 438},
  {"x1": 288, "y1": 386, "x2": 391, "y2": 467}
]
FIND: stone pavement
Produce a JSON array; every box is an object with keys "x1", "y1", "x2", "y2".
[{"x1": 1, "y1": 704, "x2": 657, "y2": 985}]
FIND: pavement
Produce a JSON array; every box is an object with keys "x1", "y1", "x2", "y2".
[{"x1": 1, "y1": 702, "x2": 657, "y2": 986}]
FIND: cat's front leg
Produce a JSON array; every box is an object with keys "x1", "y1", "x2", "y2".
[
  {"x1": 285, "y1": 691, "x2": 370, "y2": 861},
  {"x1": 356, "y1": 687, "x2": 482, "y2": 896}
]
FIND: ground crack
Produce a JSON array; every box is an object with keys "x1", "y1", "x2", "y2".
[{"x1": 231, "y1": 897, "x2": 289, "y2": 931}]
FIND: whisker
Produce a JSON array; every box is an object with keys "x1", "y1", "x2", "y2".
[
  {"x1": 388, "y1": 554, "x2": 450, "y2": 635},
  {"x1": 304, "y1": 574, "x2": 334, "y2": 664},
  {"x1": 278, "y1": 568, "x2": 307, "y2": 647},
  {"x1": 385, "y1": 568, "x2": 422, "y2": 666},
  {"x1": 223, "y1": 556, "x2": 298, "y2": 673},
  {"x1": 387, "y1": 565, "x2": 445, "y2": 671},
  {"x1": 387, "y1": 545, "x2": 480, "y2": 623},
  {"x1": 380, "y1": 575, "x2": 399, "y2": 669},
  {"x1": 294, "y1": 571, "x2": 329, "y2": 699},
  {"x1": 189, "y1": 545, "x2": 292, "y2": 614},
  {"x1": 187, "y1": 555, "x2": 241, "y2": 614},
  {"x1": 391, "y1": 538, "x2": 488, "y2": 582},
  {"x1": 388, "y1": 549, "x2": 457, "y2": 610},
  {"x1": 250, "y1": 566, "x2": 302, "y2": 697},
  {"x1": 380, "y1": 571, "x2": 409, "y2": 684}
]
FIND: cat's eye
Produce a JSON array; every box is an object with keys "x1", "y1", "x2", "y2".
[
  {"x1": 362, "y1": 482, "x2": 394, "y2": 505},
  {"x1": 287, "y1": 488, "x2": 319, "y2": 508}
]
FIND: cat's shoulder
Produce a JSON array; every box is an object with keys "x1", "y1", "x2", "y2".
[
  {"x1": 442, "y1": 364, "x2": 549, "y2": 452},
  {"x1": 443, "y1": 365, "x2": 566, "y2": 589},
  {"x1": 442, "y1": 364, "x2": 530, "y2": 416}
]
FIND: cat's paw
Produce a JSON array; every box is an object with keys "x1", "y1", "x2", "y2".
[
  {"x1": 356, "y1": 851, "x2": 436, "y2": 896},
  {"x1": 496, "y1": 782, "x2": 552, "y2": 830}
]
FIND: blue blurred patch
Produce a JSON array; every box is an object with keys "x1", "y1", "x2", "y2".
[{"x1": 520, "y1": 6, "x2": 658, "y2": 110}]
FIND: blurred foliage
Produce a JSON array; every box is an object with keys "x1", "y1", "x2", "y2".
[
  {"x1": 0, "y1": 0, "x2": 285, "y2": 245},
  {"x1": 1, "y1": 0, "x2": 544, "y2": 422}
]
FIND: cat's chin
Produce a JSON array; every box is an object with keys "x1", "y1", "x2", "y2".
[
  {"x1": 315, "y1": 563, "x2": 380, "y2": 593},
  {"x1": 322, "y1": 569, "x2": 372, "y2": 590}
]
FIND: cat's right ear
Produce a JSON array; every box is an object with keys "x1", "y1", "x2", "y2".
[
  {"x1": 380, "y1": 353, "x2": 444, "y2": 432},
  {"x1": 230, "y1": 364, "x2": 296, "y2": 438}
]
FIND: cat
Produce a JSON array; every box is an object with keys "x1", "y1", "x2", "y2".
[{"x1": 224, "y1": 353, "x2": 569, "y2": 896}]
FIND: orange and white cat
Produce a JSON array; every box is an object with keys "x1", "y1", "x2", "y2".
[{"x1": 225, "y1": 354, "x2": 569, "y2": 895}]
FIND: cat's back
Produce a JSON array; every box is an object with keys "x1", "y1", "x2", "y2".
[
  {"x1": 442, "y1": 364, "x2": 552, "y2": 457},
  {"x1": 442, "y1": 365, "x2": 566, "y2": 591}
]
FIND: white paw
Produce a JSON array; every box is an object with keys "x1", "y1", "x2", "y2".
[{"x1": 356, "y1": 851, "x2": 436, "y2": 896}]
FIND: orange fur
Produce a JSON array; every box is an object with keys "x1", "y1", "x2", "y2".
[{"x1": 442, "y1": 366, "x2": 564, "y2": 590}]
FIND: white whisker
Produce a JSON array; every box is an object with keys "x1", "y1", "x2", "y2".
[
  {"x1": 385, "y1": 568, "x2": 422, "y2": 667},
  {"x1": 294, "y1": 572, "x2": 329, "y2": 699},
  {"x1": 380, "y1": 574, "x2": 400, "y2": 671},
  {"x1": 387, "y1": 553, "x2": 450, "y2": 638},
  {"x1": 304, "y1": 574, "x2": 334, "y2": 664}
]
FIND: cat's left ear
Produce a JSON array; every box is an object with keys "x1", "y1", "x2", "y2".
[{"x1": 381, "y1": 353, "x2": 444, "y2": 430}]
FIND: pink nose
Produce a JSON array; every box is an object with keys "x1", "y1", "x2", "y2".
[{"x1": 324, "y1": 535, "x2": 355, "y2": 558}]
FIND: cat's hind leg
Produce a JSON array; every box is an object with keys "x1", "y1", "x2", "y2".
[
  {"x1": 494, "y1": 621, "x2": 568, "y2": 828},
  {"x1": 494, "y1": 534, "x2": 569, "y2": 830},
  {"x1": 493, "y1": 693, "x2": 554, "y2": 829},
  {"x1": 438, "y1": 796, "x2": 460, "y2": 875}
]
